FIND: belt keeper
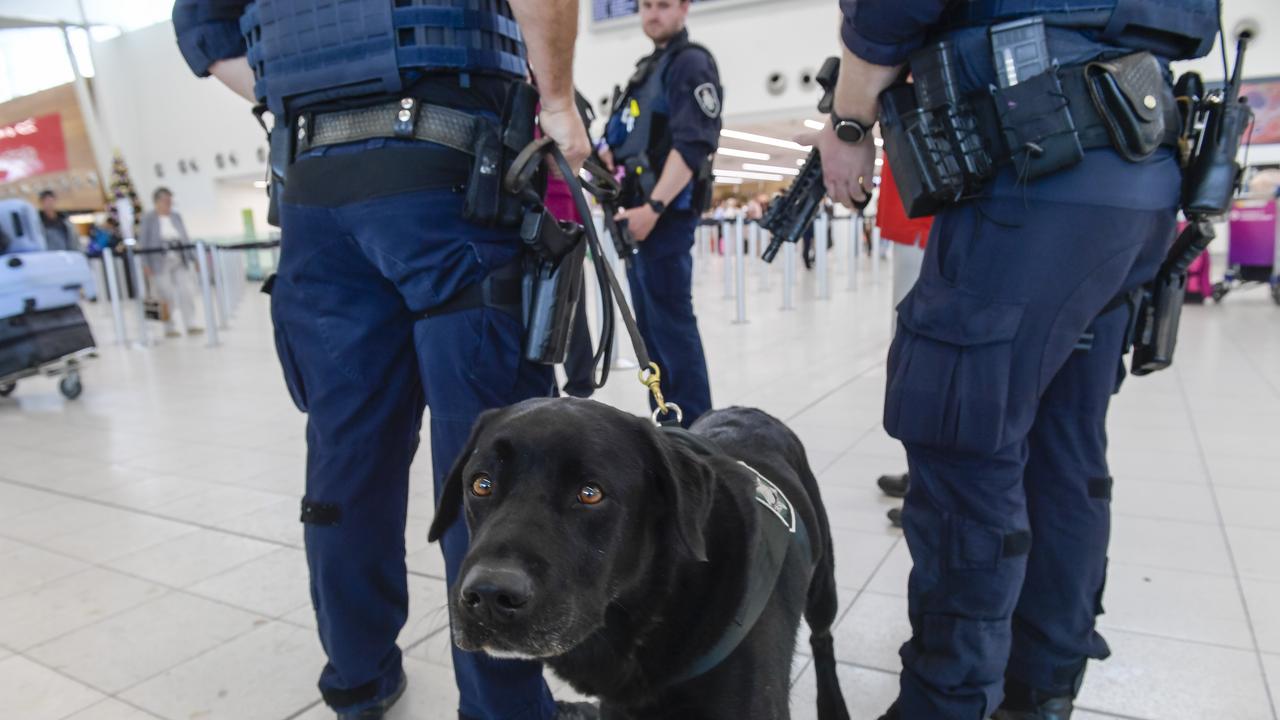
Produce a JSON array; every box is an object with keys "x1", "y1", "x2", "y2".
[{"x1": 394, "y1": 97, "x2": 420, "y2": 139}]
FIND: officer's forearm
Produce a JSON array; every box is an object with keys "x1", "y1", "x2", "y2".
[
  {"x1": 832, "y1": 45, "x2": 902, "y2": 124},
  {"x1": 652, "y1": 150, "x2": 694, "y2": 206},
  {"x1": 210, "y1": 56, "x2": 256, "y2": 103},
  {"x1": 509, "y1": 0, "x2": 579, "y2": 111}
]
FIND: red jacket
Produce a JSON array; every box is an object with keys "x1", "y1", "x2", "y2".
[{"x1": 876, "y1": 162, "x2": 933, "y2": 248}]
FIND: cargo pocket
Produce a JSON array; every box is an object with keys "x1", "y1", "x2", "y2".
[
  {"x1": 885, "y1": 280, "x2": 1025, "y2": 455},
  {"x1": 273, "y1": 325, "x2": 309, "y2": 412}
]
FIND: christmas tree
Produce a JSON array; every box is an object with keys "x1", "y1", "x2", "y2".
[{"x1": 108, "y1": 151, "x2": 142, "y2": 234}]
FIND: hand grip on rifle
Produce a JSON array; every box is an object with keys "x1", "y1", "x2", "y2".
[
  {"x1": 580, "y1": 158, "x2": 639, "y2": 258},
  {"x1": 760, "y1": 56, "x2": 843, "y2": 263}
]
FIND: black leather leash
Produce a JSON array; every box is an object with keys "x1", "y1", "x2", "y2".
[{"x1": 504, "y1": 138, "x2": 678, "y2": 422}]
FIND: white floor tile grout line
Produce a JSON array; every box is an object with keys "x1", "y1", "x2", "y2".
[{"x1": 1173, "y1": 364, "x2": 1280, "y2": 720}]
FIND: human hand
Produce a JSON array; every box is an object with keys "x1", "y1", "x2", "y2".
[
  {"x1": 614, "y1": 204, "x2": 659, "y2": 242},
  {"x1": 796, "y1": 125, "x2": 875, "y2": 210},
  {"x1": 539, "y1": 102, "x2": 591, "y2": 175}
]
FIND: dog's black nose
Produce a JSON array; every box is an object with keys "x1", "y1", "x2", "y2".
[{"x1": 459, "y1": 564, "x2": 534, "y2": 622}]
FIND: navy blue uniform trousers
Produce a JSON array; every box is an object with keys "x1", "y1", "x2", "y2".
[
  {"x1": 271, "y1": 179, "x2": 557, "y2": 719},
  {"x1": 626, "y1": 209, "x2": 712, "y2": 426},
  {"x1": 883, "y1": 150, "x2": 1180, "y2": 719}
]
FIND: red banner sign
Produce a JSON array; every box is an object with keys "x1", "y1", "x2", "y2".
[{"x1": 0, "y1": 113, "x2": 69, "y2": 184}]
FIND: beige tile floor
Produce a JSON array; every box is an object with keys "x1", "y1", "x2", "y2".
[{"x1": 1, "y1": 245, "x2": 1278, "y2": 720}]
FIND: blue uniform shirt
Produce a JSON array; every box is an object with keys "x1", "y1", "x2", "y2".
[
  {"x1": 663, "y1": 38, "x2": 722, "y2": 178},
  {"x1": 172, "y1": 0, "x2": 251, "y2": 77}
]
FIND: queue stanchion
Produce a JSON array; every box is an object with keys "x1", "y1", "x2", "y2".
[
  {"x1": 816, "y1": 212, "x2": 831, "y2": 300},
  {"x1": 760, "y1": 229, "x2": 772, "y2": 292},
  {"x1": 102, "y1": 251, "x2": 128, "y2": 345},
  {"x1": 721, "y1": 221, "x2": 733, "y2": 300},
  {"x1": 233, "y1": 249, "x2": 247, "y2": 309},
  {"x1": 126, "y1": 244, "x2": 151, "y2": 347},
  {"x1": 210, "y1": 245, "x2": 232, "y2": 329},
  {"x1": 871, "y1": 225, "x2": 883, "y2": 285},
  {"x1": 597, "y1": 214, "x2": 636, "y2": 370},
  {"x1": 733, "y1": 215, "x2": 747, "y2": 324},
  {"x1": 695, "y1": 223, "x2": 706, "y2": 260},
  {"x1": 848, "y1": 214, "x2": 861, "y2": 291},
  {"x1": 782, "y1": 241, "x2": 796, "y2": 311},
  {"x1": 194, "y1": 241, "x2": 221, "y2": 348}
]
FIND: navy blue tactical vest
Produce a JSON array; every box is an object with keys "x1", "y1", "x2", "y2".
[
  {"x1": 241, "y1": 0, "x2": 526, "y2": 115},
  {"x1": 942, "y1": 0, "x2": 1217, "y2": 60},
  {"x1": 605, "y1": 36, "x2": 713, "y2": 209}
]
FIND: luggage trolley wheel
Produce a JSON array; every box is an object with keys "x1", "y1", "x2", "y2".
[
  {"x1": 0, "y1": 382, "x2": 14, "y2": 397},
  {"x1": 59, "y1": 372, "x2": 82, "y2": 400}
]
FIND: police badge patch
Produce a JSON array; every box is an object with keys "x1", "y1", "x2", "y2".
[{"x1": 694, "y1": 83, "x2": 721, "y2": 118}]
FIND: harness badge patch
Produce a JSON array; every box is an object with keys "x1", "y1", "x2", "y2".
[
  {"x1": 739, "y1": 461, "x2": 797, "y2": 533},
  {"x1": 694, "y1": 83, "x2": 721, "y2": 118}
]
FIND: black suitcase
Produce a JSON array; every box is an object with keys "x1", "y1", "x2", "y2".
[{"x1": 0, "y1": 306, "x2": 96, "y2": 379}]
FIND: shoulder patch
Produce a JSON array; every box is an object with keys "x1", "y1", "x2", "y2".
[{"x1": 694, "y1": 82, "x2": 721, "y2": 119}]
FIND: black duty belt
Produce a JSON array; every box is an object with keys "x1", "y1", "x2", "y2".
[
  {"x1": 293, "y1": 97, "x2": 486, "y2": 158},
  {"x1": 972, "y1": 62, "x2": 1180, "y2": 164}
]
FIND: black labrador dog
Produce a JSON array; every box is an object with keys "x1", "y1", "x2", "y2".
[{"x1": 428, "y1": 398, "x2": 849, "y2": 720}]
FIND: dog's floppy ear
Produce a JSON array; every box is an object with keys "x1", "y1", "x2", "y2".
[
  {"x1": 428, "y1": 408, "x2": 500, "y2": 543},
  {"x1": 645, "y1": 426, "x2": 716, "y2": 562}
]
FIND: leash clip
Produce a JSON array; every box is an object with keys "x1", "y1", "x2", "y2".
[{"x1": 641, "y1": 362, "x2": 680, "y2": 425}]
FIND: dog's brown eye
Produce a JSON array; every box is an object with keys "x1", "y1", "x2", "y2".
[
  {"x1": 471, "y1": 474, "x2": 493, "y2": 497},
  {"x1": 577, "y1": 484, "x2": 605, "y2": 505}
]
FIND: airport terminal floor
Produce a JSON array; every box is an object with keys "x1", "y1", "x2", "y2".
[{"x1": 1, "y1": 248, "x2": 1278, "y2": 720}]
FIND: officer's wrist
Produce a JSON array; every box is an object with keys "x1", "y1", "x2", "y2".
[{"x1": 540, "y1": 94, "x2": 577, "y2": 114}]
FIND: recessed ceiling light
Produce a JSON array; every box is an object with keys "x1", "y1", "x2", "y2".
[
  {"x1": 714, "y1": 168, "x2": 785, "y2": 181},
  {"x1": 720, "y1": 129, "x2": 810, "y2": 152},
  {"x1": 717, "y1": 147, "x2": 771, "y2": 160},
  {"x1": 742, "y1": 162, "x2": 800, "y2": 176}
]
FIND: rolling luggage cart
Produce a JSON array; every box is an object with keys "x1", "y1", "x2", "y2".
[
  {"x1": 1211, "y1": 198, "x2": 1280, "y2": 304},
  {"x1": 0, "y1": 251, "x2": 98, "y2": 399}
]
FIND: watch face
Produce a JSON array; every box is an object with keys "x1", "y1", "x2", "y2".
[{"x1": 835, "y1": 120, "x2": 865, "y2": 144}]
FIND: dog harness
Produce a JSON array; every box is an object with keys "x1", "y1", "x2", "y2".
[{"x1": 660, "y1": 427, "x2": 814, "y2": 685}]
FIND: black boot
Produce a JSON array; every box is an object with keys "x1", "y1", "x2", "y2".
[
  {"x1": 887, "y1": 506, "x2": 903, "y2": 528},
  {"x1": 336, "y1": 672, "x2": 407, "y2": 719},
  {"x1": 991, "y1": 697, "x2": 1074, "y2": 720},
  {"x1": 877, "y1": 473, "x2": 909, "y2": 498},
  {"x1": 556, "y1": 701, "x2": 600, "y2": 719},
  {"x1": 993, "y1": 675, "x2": 1078, "y2": 720}
]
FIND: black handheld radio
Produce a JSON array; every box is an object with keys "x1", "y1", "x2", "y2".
[
  {"x1": 760, "y1": 57, "x2": 842, "y2": 263},
  {"x1": 1130, "y1": 34, "x2": 1252, "y2": 376}
]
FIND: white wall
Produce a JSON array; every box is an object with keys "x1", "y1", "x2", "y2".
[
  {"x1": 85, "y1": 0, "x2": 1280, "y2": 237},
  {"x1": 574, "y1": 0, "x2": 840, "y2": 124},
  {"x1": 92, "y1": 21, "x2": 269, "y2": 239}
]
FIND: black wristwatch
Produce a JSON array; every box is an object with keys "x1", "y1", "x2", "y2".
[
  {"x1": 647, "y1": 198, "x2": 667, "y2": 215},
  {"x1": 830, "y1": 112, "x2": 873, "y2": 145}
]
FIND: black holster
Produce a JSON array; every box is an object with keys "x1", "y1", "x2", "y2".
[
  {"x1": 523, "y1": 231, "x2": 587, "y2": 365},
  {"x1": 463, "y1": 81, "x2": 543, "y2": 227}
]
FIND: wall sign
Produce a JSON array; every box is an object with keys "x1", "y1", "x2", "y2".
[{"x1": 0, "y1": 113, "x2": 69, "y2": 183}]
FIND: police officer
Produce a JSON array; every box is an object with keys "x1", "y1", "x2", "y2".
[
  {"x1": 172, "y1": 2, "x2": 592, "y2": 719},
  {"x1": 601, "y1": 0, "x2": 721, "y2": 427},
  {"x1": 801, "y1": 0, "x2": 1215, "y2": 717}
]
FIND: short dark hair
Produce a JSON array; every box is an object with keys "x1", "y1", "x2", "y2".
[
  {"x1": 153, "y1": 187, "x2": 172, "y2": 202},
  {"x1": 38, "y1": 189, "x2": 55, "y2": 201}
]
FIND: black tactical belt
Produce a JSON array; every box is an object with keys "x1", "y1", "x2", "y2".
[
  {"x1": 972, "y1": 63, "x2": 1180, "y2": 164},
  {"x1": 293, "y1": 97, "x2": 486, "y2": 158}
]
